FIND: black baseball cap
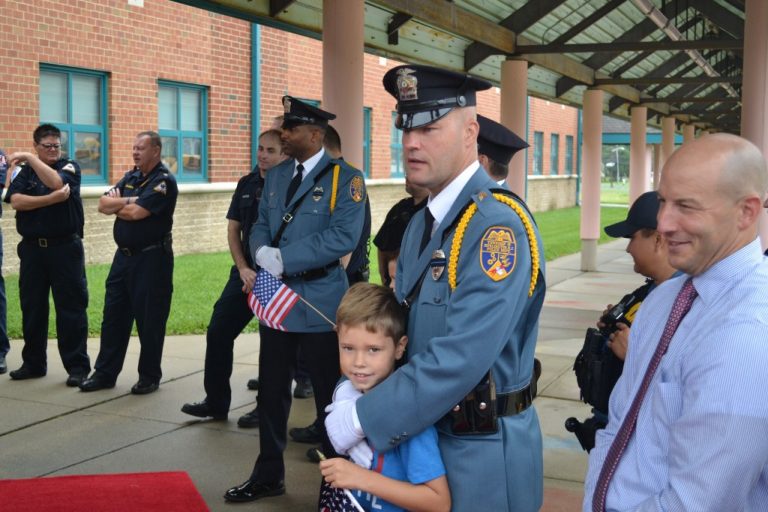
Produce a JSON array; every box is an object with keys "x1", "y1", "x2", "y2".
[
  {"x1": 383, "y1": 64, "x2": 492, "y2": 130},
  {"x1": 281, "y1": 96, "x2": 336, "y2": 129},
  {"x1": 604, "y1": 191, "x2": 660, "y2": 238},
  {"x1": 477, "y1": 115, "x2": 529, "y2": 166}
]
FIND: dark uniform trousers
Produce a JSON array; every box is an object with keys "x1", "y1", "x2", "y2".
[
  {"x1": 203, "y1": 265, "x2": 254, "y2": 413},
  {"x1": 17, "y1": 238, "x2": 90, "y2": 374},
  {"x1": 94, "y1": 247, "x2": 173, "y2": 383},
  {"x1": 251, "y1": 325, "x2": 340, "y2": 482}
]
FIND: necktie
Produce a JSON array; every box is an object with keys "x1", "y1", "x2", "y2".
[
  {"x1": 419, "y1": 207, "x2": 434, "y2": 255},
  {"x1": 592, "y1": 278, "x2": 698, "y2": 512},
  {"x1": 285, "y1": 164, "x2": 304, "y2": 206}
]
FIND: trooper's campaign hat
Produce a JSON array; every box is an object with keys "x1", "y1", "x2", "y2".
[
  {"x1": 383, "y1": 64, "x2": 492, "y2": 129},
  {"x1": 477, "y1": 115, "x2": 529, "y2": 166},
  {"x1": 604, "y1": 191, "x2": 660, "y2": 238},
  {"x1": 281, "y1": 96, "x2": 336, "y2": 129}
]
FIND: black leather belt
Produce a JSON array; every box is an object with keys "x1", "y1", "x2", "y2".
[
  {"x1": 289, "y1": 261, "x2": 340, "y2": 281},
  {"x1": 119, "y1": 243, "x2": 162, "y2": 257},
  {"x1": 497, "y1": 383, "x2": 534, "y2": 416},
  {"x1": 22, "y1": 234, "x2": 78, "y2": 248}
]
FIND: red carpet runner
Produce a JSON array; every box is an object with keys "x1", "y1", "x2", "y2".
[{"x1": 0, "y1": 471, "x2": 209, "y2": 511}]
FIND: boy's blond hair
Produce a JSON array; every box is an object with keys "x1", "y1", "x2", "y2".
[{"x1": 336, "y1": 283, "x2": 406, "y2": 341}]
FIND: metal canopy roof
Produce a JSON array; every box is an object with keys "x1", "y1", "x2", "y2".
[{"x1": 176, "y1": 0, "x2": 745, "y2": 133}]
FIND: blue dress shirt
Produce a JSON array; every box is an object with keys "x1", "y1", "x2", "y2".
[{"x1": 584, "y1": 238, "x2": 768, "y2": 511}]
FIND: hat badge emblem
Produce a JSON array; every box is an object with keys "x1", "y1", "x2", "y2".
[
  {"x1": 283, "y1": 97, "x2": 292, "y2": 113},
  {"x1": 396, "y1": 68, "x2": 418, "y2": 101}
]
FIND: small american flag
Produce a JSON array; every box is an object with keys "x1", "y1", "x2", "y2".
[
  {"x1": 248, "y1": 270, "x2": 300, "y2": 331},
  {"x1": 318, "y1": 481, "x2": 365, "y2": 512}
]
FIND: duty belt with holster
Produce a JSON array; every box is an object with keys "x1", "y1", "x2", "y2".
[
  {"x1": 22, "y1": 234, "x2": 79, "y2": 248},
  {"x1": 446, "y1": 369, "x2": 537, "y2": 435},
  {"x1": 119, "y1": 232, "x2": 172, "y2": 257}
]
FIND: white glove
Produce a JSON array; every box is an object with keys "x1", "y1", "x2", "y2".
[
  {"x1": 333, "y1": 379, "x2": 362, "y2": 403},
  {"x1": 348, "y1": 440, "x2": 374, "y2": 468},
  {"x1": 255, "y1": 246, "x2": 284, "y2": 277},
  {"x1": 324, "y1": 398, "x2": 365, "y2": 454}
]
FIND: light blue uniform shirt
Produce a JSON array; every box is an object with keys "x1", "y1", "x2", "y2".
[{"x1": 584, "y1": 238, "x2": 768, "y2": 512}]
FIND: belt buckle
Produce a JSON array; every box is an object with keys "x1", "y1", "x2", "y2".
[
  {"x1": 120, "y1": 248, "x2": 132, "y2": 256},
  {"x1": 38, "y1": 238, "x2": 48, "y2": 248},
  {"x1": 282, "y1": 212, "x2": 294, "y2": 223}
]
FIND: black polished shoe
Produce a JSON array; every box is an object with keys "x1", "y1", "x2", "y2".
[
  {"x1": 289, "y1": 421, "x2": 321, "y2": 444},
  {"x1": 9, "y1": 365, "x2": 46, "y2": 380},
  {"x1": 237, "y1": 407, "x2": 259, "y2": 428},
  {"x1": 224, "y1": 479, "x2": 285, "y2": 503},
  {"x1": 181, "y1": 400, "x2": 227, "y2": 420},
  {"x1": 66, "y1": 373, "x2": 88, "y2": 387},
  {"x1": 305, "y1": 446, "x2": 322, "y2": 463},
  {"x1": 293, "y1": 378, "x2": 314, "y2": 399},
  {"x1": 79, "y1": 373, "x2": 116, "y2": 392},
  {"x1": 246, "y1": 378, "x2": 259, "y2": 391},
  {"x1": 0, "y1": 355, "x2": 7, "y2": 375},
  {"x1": 131, "y1": 379, "x2": 159, "y2": 395}
]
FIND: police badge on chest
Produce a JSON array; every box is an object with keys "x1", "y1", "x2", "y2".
[{"x1": 430, "y1": 249, "x2": 446, "y2": 280}]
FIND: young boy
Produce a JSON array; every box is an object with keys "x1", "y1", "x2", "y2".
[{"x1": 319, "y1": 283, "x2": 450, "y2": 512}]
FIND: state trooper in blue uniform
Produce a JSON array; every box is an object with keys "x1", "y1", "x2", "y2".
[
  {"x1": 80, "y1": 131, "x2": 178, "y2": 395},
  {"x1": 224, "y1": 97, "x2": 366, "y2": 503},
  {"x1": 4, "y1": 124, "x2": 90, "y2": 385},
  {"x1": 181, "y1": 129, "x2": 285, "y2": 422},
  {"x1": 477, "y1": 114, "x2": 529, "y2": 187},
  {"x1": 326, "y1": 65, "x2": 546, "y2": 512}
]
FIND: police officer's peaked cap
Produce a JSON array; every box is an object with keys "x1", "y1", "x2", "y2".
[
  {"x1": 477, "y1": 115, "x2": 529, "y2": 166},
  {"x1": 281, "y1": 96, "x2": 336, "y2": 129},
  {"x1": 383, "y1": 64, "x2": 492, "y2": 129},
  {"x1": 604, "y1": 191, "x2": 660, "y2": 238}
]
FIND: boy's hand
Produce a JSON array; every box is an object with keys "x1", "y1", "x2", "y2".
[{"x1": 320, "y1": 457, "x2": 368, "y2": 490}]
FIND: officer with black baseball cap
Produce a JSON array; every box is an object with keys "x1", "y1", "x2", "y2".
[
  {"x1": 604, "y1": 190, "x2": 660, "y2": 238},
  {"x1": 477, "y1": 114, "x2": 529, "y2": 185}
]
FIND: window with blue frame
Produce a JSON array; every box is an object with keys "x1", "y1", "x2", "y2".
[
  {"x1": 390, "y1": 112, "x2": 404, "y2": 177},
  {"x1": 363, "y1": 107, "x2": 371, "y2": 177},
  {"x1": 39, "y1": 64, "x2": 108, "y2": 183},
  {"x1": 565, "y1": 135, "x2": 574, "y2": 175},
  {"x1": 158, "y1": 81, "x2": 208, "y2": 181},
  {"x1": 533, "y1": 131, "x2": 543, "y2": 175},
  {"x1": 550, "y1": 133, "x2": 560, "y2": 174}
]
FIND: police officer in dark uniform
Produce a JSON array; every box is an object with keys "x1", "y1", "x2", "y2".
[
  {"x1": 477, "y1": 114, "x2": 528, "y2": 186},
  {"x1": 373, "y1": 176, "x2": 428, "y2": 288},
  {"x1": 181, "y1": 129, "x2": 285, "y2": 422},
  {"x1": 4, "y1": 124, "x2": 90, "y2": 384},
  {"x1": 223, "y1": 97, "x2": 365, "y2": 503},
  {"x1": 80, "y1": 131, "x2": 178, "y2": 395},
  {"x1": 0, "y1": 149, "x2": 9, "y2": 374}
]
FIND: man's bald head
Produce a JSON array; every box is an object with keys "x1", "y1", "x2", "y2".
[{"x1": 657, "y1": 134, "x2": 767, "y2": 276}]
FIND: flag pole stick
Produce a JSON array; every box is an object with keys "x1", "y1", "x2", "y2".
[{"x1": 299, "y1": 296, "x2": 336, "y2": 328}]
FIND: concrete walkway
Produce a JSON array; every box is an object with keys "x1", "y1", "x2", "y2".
[{"x1": 0, "y1": 239, "x2": 641, "y2": 511}]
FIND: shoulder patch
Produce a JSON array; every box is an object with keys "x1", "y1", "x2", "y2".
[
  {"x1": 153, "y1": 181, "x2": 167, "y2": 195},
  {"x1": 349, "y1": 175, "x2": 365, "y2": 203},
  {"x1": 61, "y1": 163, "x2": 76, "y2": 174},
  {"x1": 480, "y1": 226, "x2": 516, "y2": 281}
]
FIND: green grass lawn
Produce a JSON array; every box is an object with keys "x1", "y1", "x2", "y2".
[
  {"x1": 3, "y1": 205, "x2": 628, "y2": 338},
  {"x1": 600, "y1": 181, "x2": 630, "y2": 205}
]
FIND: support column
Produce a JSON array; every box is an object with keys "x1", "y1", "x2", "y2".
[
  {"x1": 660, "y1": 116, "x2": 676, "y2": 171},
  {"x1": 629, "y1": 106, "x2": 648, "y2": 203},
  {"x1": 580, "y1": 88, "x2": 603, "y2": 271},
  {"x1": 682, "y1": 123, "x2": 695, "y2": 144},
  {"x1": 741, "y1": 0, "x2": 768, "y2": 247},
  {"x1": 652, "y1": 144, "x2": 661, "y2": 190},
  {"x1": 500, "y1": 58, "x2": 529, "y2": 197},
  {"x1": 322, "y1": 0, "x2": 364, "y2": 169}
]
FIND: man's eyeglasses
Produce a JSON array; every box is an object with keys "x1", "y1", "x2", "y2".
[{"x1": 40, "y1": 143, "x2": 62, "y2": 150}]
